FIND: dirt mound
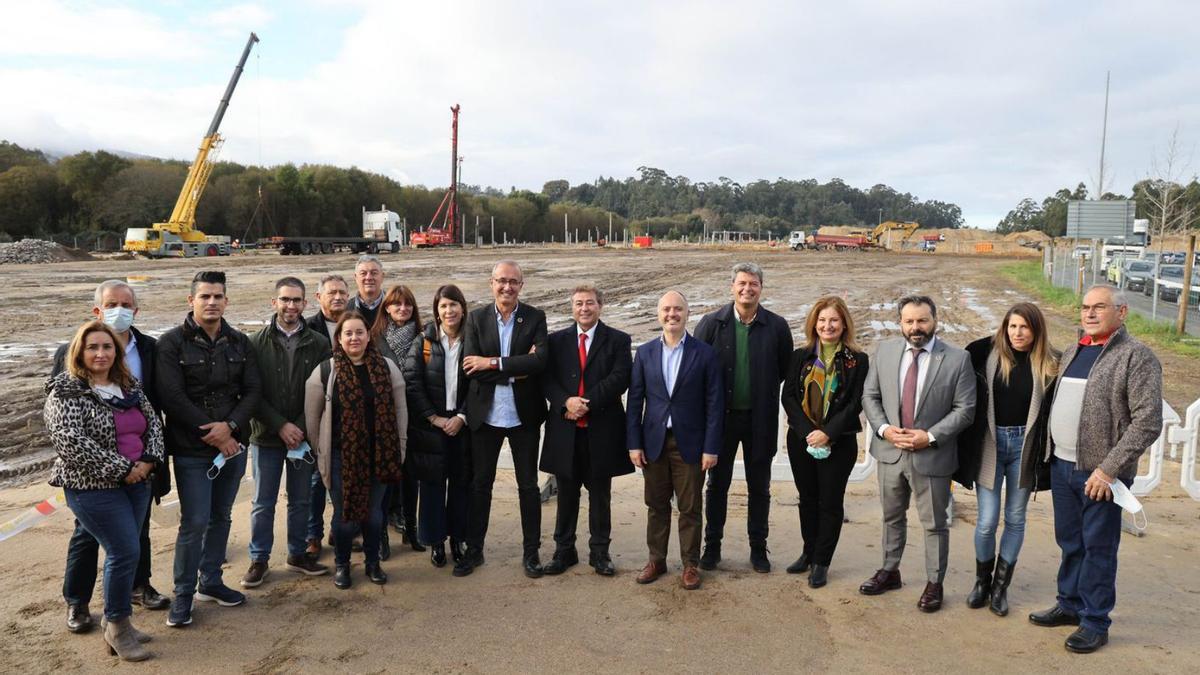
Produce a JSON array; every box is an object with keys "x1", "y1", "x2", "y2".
[
  {"x1": 1004, "y1": 230, "x2": 1050, "y2": 242},
  {"x1": 0, "y1": 239, "x2": 95, "y2": 265}
]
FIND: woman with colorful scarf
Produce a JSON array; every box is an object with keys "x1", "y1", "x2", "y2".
[
  {"x1": 305, "y1": 312, "x2": 408, "y2": 589},
  {"x1": 371, "y1": 284, "x2": 425, "y2": 557},
  {"x1": 780, "y1": 296, "x2": 869, "y2": 589},
  {"x1": 44, "y1": 322, "x2": 164, "y2": 661}
]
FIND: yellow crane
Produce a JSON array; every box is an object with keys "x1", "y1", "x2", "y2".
[{"x1": 124, "y1": 33, "x2": 259, "y2": 257}]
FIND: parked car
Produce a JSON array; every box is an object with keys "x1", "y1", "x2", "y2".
[
  {"x1": 1110, "y1": 259, "x2": 1156, "y2": 291},
  {"x1": 1156, "y1": 265, "x2": 1200, "y2": 306}
]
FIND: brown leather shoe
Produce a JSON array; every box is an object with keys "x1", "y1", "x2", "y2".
[
  {"x1": 859, "y1": 568, "x2": 902, "y2": 595},
  {"x1": 681, "y1": 565, "x2": 701, "y2": 590},
  {"x1": 305, "y1": 538, "x2": 321, "y2": 560},
  {"x1": 636, "y1": 560, "x2": 667, "y2": 585},
  {"x1": 918, "y1": 582, "x2": 944, "y2": 613}
]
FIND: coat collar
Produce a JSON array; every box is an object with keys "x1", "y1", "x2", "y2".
[{"x1": 713, "y1": 302, "x2": 767, "y2": 327}]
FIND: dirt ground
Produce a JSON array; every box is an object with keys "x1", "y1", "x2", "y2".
[{"x1": 0, "y1": 246, "x2": 1197, "y2": 673}]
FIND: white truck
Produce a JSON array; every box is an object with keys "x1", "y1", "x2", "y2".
[{"x1": 788, "y1": 230, "x2": 811, "y2": 250}]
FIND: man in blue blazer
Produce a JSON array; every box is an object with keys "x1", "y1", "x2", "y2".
[{"x1": 627, "y1": 291, "x2": 723, "y2": 590}]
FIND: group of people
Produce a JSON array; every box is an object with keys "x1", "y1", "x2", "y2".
[{"x1": 43, "y1": 255, "x2": 1162, "y2": 661}]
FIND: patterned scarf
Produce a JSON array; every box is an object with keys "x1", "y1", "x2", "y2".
[
  {"x1": 385, "y1": 320, "x2": 419, "y2": 362},
  {"x1": 333, "y1": 344, "x2": 403, "y2": 522},
  {"x1": 801, "y1": 343, "x2": 841, "y2": 428}
]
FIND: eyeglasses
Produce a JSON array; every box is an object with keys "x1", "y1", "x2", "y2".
[
  {"x1": 276, "y1": 297, "x2": 304, "y2": 305},
  {"x1": 1080, "y1": 303, "x2": 1116, "y2": 314},
  {"x1": 492, "y1": 277, "x2": 523, "y2": 287}
]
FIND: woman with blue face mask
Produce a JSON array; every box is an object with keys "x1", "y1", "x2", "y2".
[
  {"x1": 780, "y1": 296, "x2": 869, "y2": 589},
  {"x1": 44, "y1": 322, "x2": 165, "y2": 661},
  {"x1": 961, "y1": 302, "x2": 1059, "y2": 616}
]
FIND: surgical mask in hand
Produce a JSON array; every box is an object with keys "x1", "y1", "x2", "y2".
[
  {"x1": 207, "y1": 444, "x2": 245, "y2": 480},
  {"x1": 287, "y1": 441, "x2": 314, "y2": 465},
  {"x1": 1108, "y1": 478, "x2": 1147, "y2": 532},
  {"x1": 102, "y1": 307, "x2": 135, "y2": 332},
  {"x1": 807, "y1": 445, "x2": 831, "y2": 460}
]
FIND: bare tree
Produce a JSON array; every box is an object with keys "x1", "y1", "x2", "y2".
[{"x1": 1141, "y1": 126, "x2": 1199, "y2": 256}]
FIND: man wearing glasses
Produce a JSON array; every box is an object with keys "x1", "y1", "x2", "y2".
[
  {"x1": 1032, "y1": 285, "x2": 1162, "y2": 653},
  {"x1": 242, "y1": 277, "x2": 332, "y2": 588},
  {"x1": 457, "y1": 260, "x2": 549, "y2": 578}
]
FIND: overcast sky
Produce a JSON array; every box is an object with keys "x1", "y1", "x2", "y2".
[{"x1": 2, "y1": 0, "x2": 1198, "y2": 228}]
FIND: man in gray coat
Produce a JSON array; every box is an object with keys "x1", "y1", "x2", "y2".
[
  {"x1": 860, "y1": 294, "x2": 975, "y2": 613},
  {"x1": 1029, "y1": 285, "x2": 1162, "y2": 653}
]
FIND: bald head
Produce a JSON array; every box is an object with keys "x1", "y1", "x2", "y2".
[{"x1": 657, "y1": 290, "x2": 689, "y2": 338}]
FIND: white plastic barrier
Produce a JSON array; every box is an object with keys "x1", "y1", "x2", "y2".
[
  {"x1": 1176, "y1": 398, "x2": 1200, "y2": 501},
  {"x1": 1131, "y1": 400, "x2": 1180, "y2": 496}
]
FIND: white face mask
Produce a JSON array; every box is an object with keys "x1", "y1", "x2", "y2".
[
  {"x1": 102, "y1": 307, "x2": 135, "y2": 332},
  {"x1": 1109, "y1": 479, "x2": 1147, "y2": 532}
]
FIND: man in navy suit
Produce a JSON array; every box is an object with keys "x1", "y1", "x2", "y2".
[{"x1": 627, "y1": 291, "x2": 723, "y2": 590}]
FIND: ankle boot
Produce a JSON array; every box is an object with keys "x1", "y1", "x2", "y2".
[
  {"x1": 104, "y1": 617, "x2": 151, "y2": 662},
  {"x1": 990, "y1": 557, "x2": 1015, "y2": 617},
  {"x1": 406, "y1": 518, "x2": 426, "y2": 552},
  {"x1": 966, "y1": 558, "x2": 993, "y2": 609},
  {"x1": 101, "y1": 616, "x2": 151, "y2": 644}
]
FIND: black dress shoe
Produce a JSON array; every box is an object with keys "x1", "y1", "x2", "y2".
[
  {"x1": 132, "y1": 584, "x2": 170, "y2": 610},
  {"x1": 750, "y1": 545, "x2": 771, "y2": 573},
  {"x1": 431, "y1": 543, "x2": 447, "y2": 568},
  {"x1": 523, "y1": 554, "x2": 545, "y2": 579},
  {"x1": 589, "y1": 553, "x2": 616, "y2": 577},
  {"x1": 917, "y1": 582, "x2": 944, "y2": 613},
  {"x1": 859, "y1": 568, "x2": 902, "y2": 595},
  {"x1": 406, "y1": 521, "x2": 426, "y2": 552},
  {"x1": 334, "y1": 565, "x2": 352, "y2": 590},
  {"x1": 1065, "y1": 627, "x2": 1108, "y2": 653},
  {"x1": 699, "y1": 545, "x2": 721, "y2": 571},
  {"x1": 1029, "y1": 605, "x2": 1081, "y2": 627},
  {"x1": 786, "y1": 554, "x2": 811, "y2": 575},
  {"x1": 542, "y1": 550, "x2": 579, "y2": 576},
  {"x1": 365, "y1": 562, "x2": 388, "y2": 585},
  {"x1": 450, "y1": 539, "x2": 465, "y2": 564},
  {"x1": 66, "y1": 603, "x2": 93, "y2": 633},
  {"x1": 452, "y1": 547, "x2": 484, "y2": 577},
  {"x1": 808, "y1": 564, "x2": 829, "y2": 588}
]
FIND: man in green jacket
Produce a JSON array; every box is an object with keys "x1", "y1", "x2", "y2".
[{"x1": 243, "y1": 277, "x2": 332, "y2": 586}]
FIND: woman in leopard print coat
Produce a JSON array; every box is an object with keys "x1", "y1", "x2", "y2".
[{"x1": 43, "y1": 321, "x2": 164, "y2": 661}]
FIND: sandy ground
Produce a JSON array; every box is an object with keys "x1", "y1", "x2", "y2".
[{"x1": 0, "y1": 246, "x2": 1198, "y2": 672}]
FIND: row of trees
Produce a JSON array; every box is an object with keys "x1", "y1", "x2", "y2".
[{"x1": 0, "y1": 140, "x2": 963, "y2": 245}]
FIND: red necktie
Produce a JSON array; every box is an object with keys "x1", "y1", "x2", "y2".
[
  {"x1": 577, "y1": 333, "x2": 588, "y2": 428},
  {"x1": 901, "y1": 347, "x2": 921, "y2": 429}
]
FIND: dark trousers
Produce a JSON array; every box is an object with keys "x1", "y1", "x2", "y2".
[
  {"x1": 384, "y1": 467, "x2": 418, "y2": 527},
  {"x1": 63, "y1": 499, "x2": 154, "y2": 606},
  {"x1": 552, "y1": 430, "x2": 613, "y2": 556},
  {"x1": 307, "y1": 466, "x2": 328, "y2": 541},
  {"x1": 786, "y1": 430, "x2": 857, "y2": 566},
  {"x1": 328, "y1": 447, "x2": 387, "y2": 566},
  {"x1": 173, "y1": 452, "x2": 246, "y2": 597},
  {"x1": 64, "y1": 484, "x2": 151, "y2": 621},
  {"x1": 468, "y1": 423, "x2": 542, "y2": 555},
  {"x1": 1051, "y1": 458, "x2": 1124, "y2": 634},
  {"x1": 704, "y1": 410, "x2": 772, "y2": 547},
  {"x1": 418, "y1": 432, "x2": 472, "y2": 545},
  {"x1": 643, "y1": 433, "x2": 704, "y2": 566}
]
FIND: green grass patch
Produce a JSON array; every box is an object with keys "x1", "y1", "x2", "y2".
[{"x1": 999, "y1": 260, "x2": 1200, "y2": 358}]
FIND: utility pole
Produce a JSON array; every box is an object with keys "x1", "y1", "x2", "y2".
[
  {"x1": 475, "y1": 214, "x2": 479, "y2": 248},
  {"x1": 1098, "y1": 70, "x2": 1110, "y2": 198},
  {"x1": 490, "y1": 215, "x2": 495, "y2": 247},
  {"x1": 608, "y1": 212, "x2": 612, "y2": 245},
  {"x1": 564, "y1": 212, "x2": 569, "y2": 245}
]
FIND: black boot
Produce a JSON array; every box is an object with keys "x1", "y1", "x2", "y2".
[
  {"x1": 966, "y1": 558, "x2": 993, "y2": 609},
  {"x1": 406, "y1": 518, "x2": 426, "y2": 552},
  {"x1": 990, "y1": 557, "x2": 1014, "y2": 617},
  {"x1": 379, "y1": 528, "x2": 391, "y2": 561}
]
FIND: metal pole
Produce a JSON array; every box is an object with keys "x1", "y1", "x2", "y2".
[
  {"x1": 608, "y1": 213, "x2": 612, "y2": 245},
  {"x1": 475, "y1": 214, "x2": 479, "y2": 248},
  {"x1": 564, "y1": 213, "x2": 569, "y2": 245},
  {"x1": 490, "y1": 216, "x2": 495, "y2": 247},
  {"x1": 1098, "y1": 71, "x2": 1110, "y2": 197},
  {"x1": 1178, "y1": 235, "x2": 1197, "y2": 334}
]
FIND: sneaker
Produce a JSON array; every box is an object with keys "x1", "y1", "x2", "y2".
[
  {"x1": 166, "y1": 596, "x2": 193, "y2": 627},
  {"x1": 241, "y1": 561, "x2": 269, "y2": 588},
  {"x1": 286, "y1": 555, "x2": 329, "y2": 576},
  {"x1": 195, "y1": 584, "x2": 246, "y2": 607},
  {"x1": 132, "y1": 583, "x2": 171, "y2": 610}
]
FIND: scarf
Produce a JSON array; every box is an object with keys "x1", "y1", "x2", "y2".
[
  {"x1": 801, "y1": 342, "x2": 841, "y2": 427},
  {"x1": 333, "y1": 344, "x2": 403, "y2": 522},
  {"x1": 385, "y1": 320, "x2": 419, "y2": 362}
]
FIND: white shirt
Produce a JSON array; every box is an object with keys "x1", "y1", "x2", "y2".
[
  {"x1": 440, "y1": 328, "x2": 466, "y2": 422},
  {"x1": 122, "y1": 331, "x2": 142, "y2": 384},
  {"x1": 576, "y1": 322, "x2": 597, "y2": 357},
  {"x1": 661, "y1": 333, "x2": 687, "y2": 428},
  {"x1": 878, "y1": 335, "x2": 938, "y2": 442}
]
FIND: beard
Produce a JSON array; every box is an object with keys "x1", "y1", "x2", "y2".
[{"x1": 903, "y1": 328, "x2": 932, "y2": 348}]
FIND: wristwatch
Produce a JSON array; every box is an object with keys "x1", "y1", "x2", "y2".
[
  {"x1": 489, "y1": 358, "x2": 499, "y2": 369},
  {"x1": 226, "y1": 420, "x2": 239, "y2": 434}
]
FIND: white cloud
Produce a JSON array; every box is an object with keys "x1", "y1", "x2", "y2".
[{"x1": 0, "y1": 0, "x2": 201, "y2": 60}]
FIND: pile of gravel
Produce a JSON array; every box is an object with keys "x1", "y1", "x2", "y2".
[{"x1": 0, "y1": 239, "x2": 94, "y2": 265}]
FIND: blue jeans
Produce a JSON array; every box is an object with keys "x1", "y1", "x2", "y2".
[
  {"x1": 418, "y1": 433, "x2": 471, "y2": 545},
  {"x1": 974, "y1": 425, "x2": 1032, "y2": 563},
  {"x1": 249, "y1": 444, "x2": 315, "y2": 562},
  {"x1": 307, "y1": 466, "x2": 328, "y2": 542},
  {"x1": 172, "y1": 452, "x2": 247, "y2": 597},
  {"x1": 1051, "y1": 457, "x2": 1124, "y2": 634},
  {"x1": 328, "y1": 447, "x2": 387, "y2": 566},
  {"x1": 64, "y1": 483, "x2": 151, "y2": 621}
]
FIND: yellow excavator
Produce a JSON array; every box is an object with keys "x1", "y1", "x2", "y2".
[
  {"x1": 124, "y1": 33, "x2": 259, "y2": 257},
  {"x1": 868, "y1": 220, "x2": 920, "y2": 247}
]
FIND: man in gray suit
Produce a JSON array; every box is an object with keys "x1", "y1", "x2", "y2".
[{"x1": 859, "y1": 294, "x2": 975, "y2": 613}]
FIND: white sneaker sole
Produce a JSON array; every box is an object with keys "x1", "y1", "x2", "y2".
[
  {"x1": 194, "y1": 591, "x2": 246, "y2": 607},
  {"x1": 240, "y1": 568, "x2": 269, "y2": 588},
  {"x1": 286, "y1": 563, "x2": 329, "y2": 576}
]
